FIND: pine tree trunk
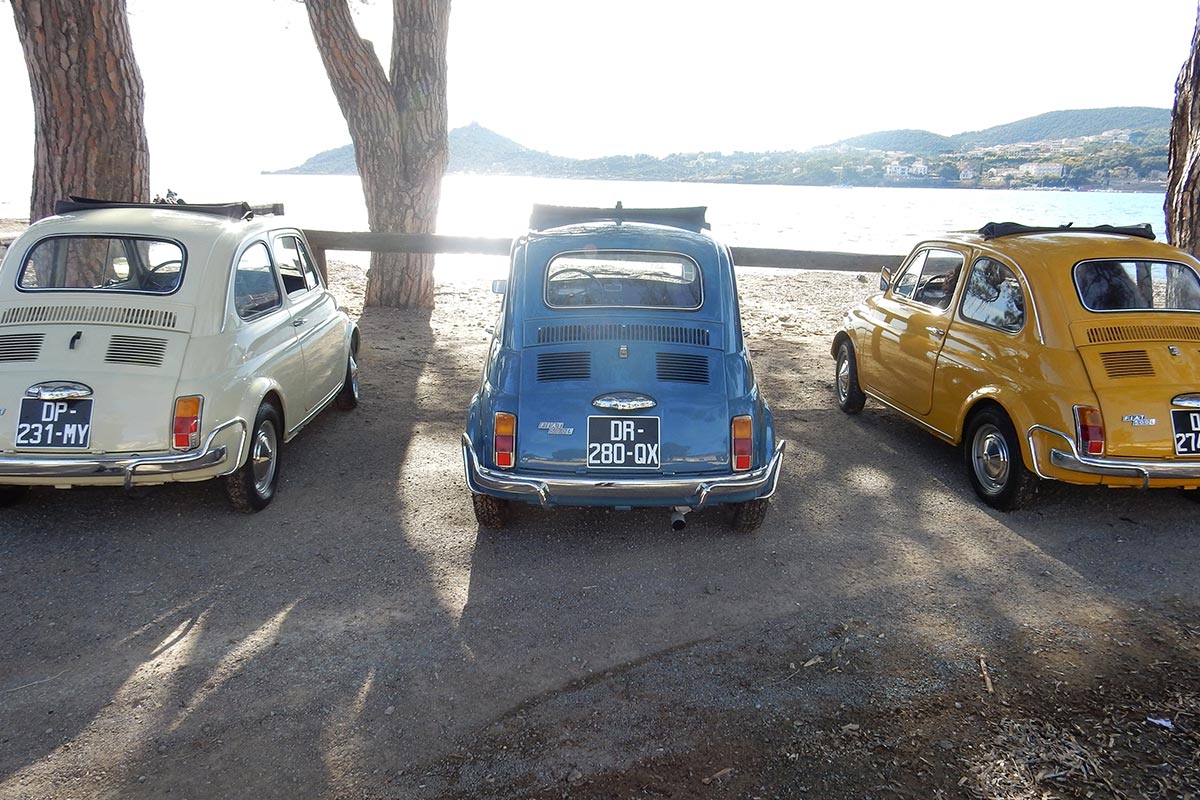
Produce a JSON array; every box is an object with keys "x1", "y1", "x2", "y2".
[
  {"x1": 304, "y1": 0, "x2": 449, "y2": 309},
  {"x1": 1167, "y1": 3, "x2": 1200, "y2": 254},
  {"x1": 11, "y1": 0, "x2": 149, "y2": 221}
]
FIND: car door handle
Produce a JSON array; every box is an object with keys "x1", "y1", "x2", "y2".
[
  {"x1": 926, "y1": 326, "x2": 945, "y2": 336},
  {"x1": 292, "y1": 318, "x2": 307, "y2": 327}
]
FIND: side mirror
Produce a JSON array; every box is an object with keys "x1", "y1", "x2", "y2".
[
  {"x1": 879, "y1": 266, "x2": 893, "y2": 292},
  {"x1": 491, "y1": 279, "x2": 508, "y2": 295}
]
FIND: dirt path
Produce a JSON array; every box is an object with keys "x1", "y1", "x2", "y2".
[{"x1": 1, "y1": 266, "x2": 1197, "y2": 800}]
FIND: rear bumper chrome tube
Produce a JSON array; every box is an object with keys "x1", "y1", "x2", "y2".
[
  {"x1": 0, "y1": 419, "x2": 247, "y2": 489},
  {"x1": 462, "y1": 433, "x2": 785, "y2": 509},
  {"x1": 1029, "y1": 424, "x2": 1200, "y2": 489}
]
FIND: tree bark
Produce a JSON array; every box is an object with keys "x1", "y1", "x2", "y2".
[
  {"x1": 303, "y1": 0, "x2": 450, "y2": 309},
  {"x1": 1167, "y1": 2, "x2": 1200, "y2": 254},
  {"x1": 11, "y1": 0, "x2": 149, "y2": 221}
]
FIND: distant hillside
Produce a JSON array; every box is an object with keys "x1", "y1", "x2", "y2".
[
  {"x1": 835, "y1": 107, "x2": 1170, "y2": 154},
  {"x1": 839, "y1": 129, "x2": 955, "y2": 154},
  {"x1": 273, "y1": 123, "x2": 569, "y2": 176},
  {"x1": 272, "y1": 107, "x2": 1172, "y2": 190}
]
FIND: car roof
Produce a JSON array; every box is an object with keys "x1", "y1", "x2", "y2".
[
  {"x1": 27, "y1": 205, "x2": 284, "y2": 241},
  {"x1": 918, "y1": 229, "x2": 1195, "y2": 269},
  {"x1": 526, "y1": 220, "x2": 720, "y2": 254}
]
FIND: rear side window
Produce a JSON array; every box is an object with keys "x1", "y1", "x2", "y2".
[
  {"x1": 18, "y1": 236, "x2": 184, "y2": 294},
  {"x1": 1074, "y1": 259, "x2": 1200, "y2": 312},
  {"x1": 961, "y1": 258, "x2": 1025, "y2": 332},
  {"x1": 545, "y1": 251, "x2": 702, "y2": 309},
  {"x1": 233, "y1": 242, "x2": 282, "y2": 319},
  {"x1": 273, "y1": 235, "x2": 316, "y2": 296}
]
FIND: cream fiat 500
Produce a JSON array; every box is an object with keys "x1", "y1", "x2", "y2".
[{"x1": 0, "y1": 198, "x2": 360, "y2": 511}]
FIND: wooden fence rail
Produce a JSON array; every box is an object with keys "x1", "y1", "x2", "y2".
[{"x1": 302, "y1": 229, "x2": 903, "y2": 281}]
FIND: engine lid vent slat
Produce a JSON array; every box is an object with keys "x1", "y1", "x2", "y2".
[
  {"x1": 105, "y1": 335, "x2": 169, "y2": 367},
  {"x1": 537, "y1": 323, "x2": 710, "y2": 347},
  {"x1": 0, "y1": 332, "x2": 45, "y2": 362},
  {"x1": 656, "y1": 352, "x2": 710, "y2": 384},
  {"x1": 536, "y1": 351, "x2": 591, "y2": 381},
  {"x1": 1087, "y1": 324, "x2": 1200, "y2": 344},
  {"x1": 1098, "y1": 349, "x2": 1155, "y2": 378},
  {"x1": 0, "y1": 305, "x2": 179, "y2": 330}
]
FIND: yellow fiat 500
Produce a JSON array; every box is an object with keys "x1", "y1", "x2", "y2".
[{"x1": 832, "y1": 222, "x2": 1200, "y2": 510}]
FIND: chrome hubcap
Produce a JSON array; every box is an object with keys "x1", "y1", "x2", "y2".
[
  {"x1": 251, "y1": 419, "x2": 278, "y2": 495},
  {"x1": 349, "y1": 352, "x2": 359, "y2": 399},
  {"x1": 972, "y1": 424, "x2": 1010, "y2": 494},
  {"x1": 837, "y1": 355, "x2": 850, "y2": 400}
]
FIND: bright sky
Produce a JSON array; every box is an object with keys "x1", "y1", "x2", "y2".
[{"x1": 0, "y1": 0, "x2": 1196, "y2": 201}]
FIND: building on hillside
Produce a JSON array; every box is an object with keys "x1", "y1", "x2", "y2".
[
  {"x1": 910, "y1": 160, "x2": 928, "y2": 177},
  {"x1": 1018, "y1": 162, "x2": 1065, "y2": 178}
]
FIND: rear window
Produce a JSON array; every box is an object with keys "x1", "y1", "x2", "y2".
[
  {"x1": 1074, "y1": 259, "x2": 1200, "y2": 312},
  {"x1": 545, "y1": 251, "x2": 702, "y2": 309},
  {"x1": 18, "y1": 236, "x2": 185, "y2": 294}
]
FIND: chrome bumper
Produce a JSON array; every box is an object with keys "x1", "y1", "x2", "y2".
[
  {"x1": 1029, "y1": 424, "x2": 1200, "y2": 489},
  {"x1": 0, "y1": 419, "x2": 246, "y2": 489},
  {"x1": 462, "y1": 433, "x2": 785, "y2": 509}
]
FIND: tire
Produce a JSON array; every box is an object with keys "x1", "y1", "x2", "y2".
[
  {"x1": 334, "y1": 347, "x2": 359, "y2": 411},
  {"x1": 0, "y1": 486, "x2": 29, "y2": 508},
  {"x1": 963, "y1": 407, "x2": 1039, "y2": 511},
  {"x1": 732, "y1": 498, "x2": 770, "y2": 533},
  {"x1": 835, "y1": 340, "x2": 866, "y2": 414},
  {"x1": 225, "y1": 403, "x2": 282, "y2": 512},
  {"x1": 471, "y1": 493, "x2": 510, "y2": 529}
]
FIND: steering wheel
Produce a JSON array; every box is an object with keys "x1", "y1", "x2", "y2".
[
  {"x1": 549, "y1": 267, "x2": 604, "y2": 301},
  {"x1": 148, "y1": 259, "x2": 182, "y2": 274}
]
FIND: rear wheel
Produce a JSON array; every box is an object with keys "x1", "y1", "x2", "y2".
[
  {"x1": 964, "y1": 407, "x2": 1038, "y2": 511},
  {"x1": 334, "y1": 347, "x2": 359, "y2": 410},
  {"x1": 0, "y1": 486, "x2": 29, "y2": 508},
  {"x1": 472, "y1": 493, "x2": 510, "y2": 529},
  {"x1": 835, "y1": 340, "x2": 866, "y2": 414},
  {"x1": 226, "y1": 403, "x2": 282, "y2": 512},
  {"x1": 732, "y1": 499, "x2": 770, "y2": 533}
]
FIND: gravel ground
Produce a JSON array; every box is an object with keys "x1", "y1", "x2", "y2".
[{"x1": 1, "y1": 263, "x2": 1198, "y2": 800}]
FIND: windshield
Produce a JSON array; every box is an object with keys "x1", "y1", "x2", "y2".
[
  {"x1": 545, "y1": 251, "x2": 702, "y2": 309},
  {"x1": 18, "y1": 236, "x2": 185, "y2": 294},
  {"x1": 1074, "y1": 259, "x2": 1200, "y2": 312}
]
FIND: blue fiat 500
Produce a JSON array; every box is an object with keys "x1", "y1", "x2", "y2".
[{"x1": 462, "y1": 204, "x2": 784, "y2": 531}]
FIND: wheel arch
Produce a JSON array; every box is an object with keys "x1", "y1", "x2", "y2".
[{"x1": 958, "y1": 392, "x2": 1037, "y2": 467}]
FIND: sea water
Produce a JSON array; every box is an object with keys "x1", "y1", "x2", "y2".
[{"x1": 2, "y1": 172, "x2": 1168, "y2": 276}]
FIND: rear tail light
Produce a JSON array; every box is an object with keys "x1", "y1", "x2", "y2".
[
  {"x1": 732, "y1": 415, "x2": 752, "y2": 471},
  {"x1": 173, "y1": 396, "x2": 202, "y2": 450},
  {"x1": 494, "y1": 412, "x2": 515, "y2": 469},
  {"x1": 1075, "y1": 405, "x2": 1105, "y2": 455}
]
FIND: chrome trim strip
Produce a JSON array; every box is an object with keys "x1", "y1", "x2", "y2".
[
  {"x1": 592, "y1": 392, "x2": 657, "y2": 411},
  {"x1": 1172, "y1": 393, "x2": 1200, "y2": 409},
  {"x1": 1027, "y1": 422, "x2": 1200, "y2": 489},
  {"x1": 0, "y1": 418, "x2": 246, "y2": 488},
  {"x1": 462, "y1": 433, "x2": 784, "y2": 510},
  {"x1": 26, "y1": 381, "x2": 93, "y2": 400}
]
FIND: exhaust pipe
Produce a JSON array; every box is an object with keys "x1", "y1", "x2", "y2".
[{"x1": 670, "y1": 506, "x2": 692, "y2": 531}]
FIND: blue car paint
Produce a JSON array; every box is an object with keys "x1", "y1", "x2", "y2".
[{"x1": 465, "y1": 218, "x2": 778, "y2": 509}]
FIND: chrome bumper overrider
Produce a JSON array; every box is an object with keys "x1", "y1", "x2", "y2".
[
  {"x1": 0, "y1": 419, "x2": 247, "y2": 489},
  {"x1": 462, "y1": 433, "x2": 785, "y2": 508},
  {"x1": 1028, "y1": 424, "x2": 1200, "y2": 489}
]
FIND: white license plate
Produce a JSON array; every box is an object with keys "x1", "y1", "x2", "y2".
[
  {"x1": 15, "y1": 397, "x2": 93, "y2": 449},
  {"x1": 1172, "y1": 409, "x2": 1200, "y2": 455},
  {"x1": 586, "y1": 416, "x2": 660, "y2": 469}
]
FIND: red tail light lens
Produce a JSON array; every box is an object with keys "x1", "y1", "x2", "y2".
[
  {"x1": 494, "y1": 412, "x2": 515, "y2": 469},
  {"x1": 173, "y1": 396, "x2": 202, "y2": 450},
  {"x1": 1075, "y1": 405, "x2": 1104, "y2": 455},
  {"x1": 732, "y1": 415, "x2": 753, "y2": 471}
]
